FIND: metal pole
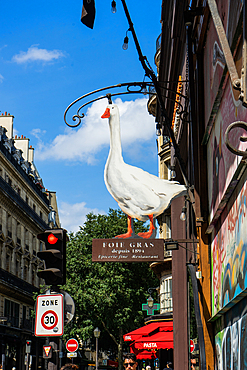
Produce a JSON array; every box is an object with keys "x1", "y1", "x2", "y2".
[
  {"x1": 59, "y1": 338, "x2": 62, "y2": 370},
  {"x1": 45, "y1": 338, "x2": 49, "y2": 370},
  {"x1": 96, "y1": 337, "x2": 98, "y2": 370},
  {"x1": 26, "y1": 353, "x2": 29, "y2": 370}
]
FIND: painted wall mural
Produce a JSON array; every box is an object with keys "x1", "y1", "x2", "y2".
[
  {"x1": 215, "y1": 299, "x2": 247, "y2": 369},
  {"x1": 212, "y1": 175, "x2": 247, "y2": 316}
]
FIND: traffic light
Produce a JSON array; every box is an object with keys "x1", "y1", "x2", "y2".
[
  {"x1": 26, "y1": 340, "x2": 32, "y2": 353},
  {"x1": 37, "y1": 228, "x2": 67, "y2": 286}
]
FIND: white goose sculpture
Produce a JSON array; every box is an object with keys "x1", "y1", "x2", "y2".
[{"x1": 101, "y1": 103, "x2": 187, "y2": 239}]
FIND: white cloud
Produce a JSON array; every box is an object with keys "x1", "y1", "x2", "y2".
[
  {"x1": 36, "y1": 97, "x2": 156, "y2": 163},
  {"x1": 59, "y1": 201, "x2": 106, "y2": 233},
  {"x1": 12, "y1": 45, "x2": 65, "y2": 64},
  {"x1": 30, "y1": 128, "x2": 46, "y2": 139},
  {"x1": 0, "y1": 74, "x2": 4, "y2": 83}
]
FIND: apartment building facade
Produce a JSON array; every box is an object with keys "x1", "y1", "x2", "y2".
[{"x1": 0, "y1": 112, "x2": 60, "y2": 370}]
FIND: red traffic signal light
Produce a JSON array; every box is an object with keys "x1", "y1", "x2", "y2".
[
  {"x1": 37, "y1": 228, "x2": 67, "y2": 286},
  {"x1": 26, "y1": 340, "x2": 32, "y2": 353},
  {"x1": 48, "y1": 234, "x2": 58, "y2": 244}
]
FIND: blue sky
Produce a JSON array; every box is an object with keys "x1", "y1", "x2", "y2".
[{"x1": 0, "y1": 0, "x2": 162, "y2": 232}]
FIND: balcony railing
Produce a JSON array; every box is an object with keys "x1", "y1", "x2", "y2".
[
  {"x1": 5, "y1": 315, "x2": 19, "y2": 328},
  {"x1": 21, "y1": 318, "x2": 33, "y2": 331},
  {"x1": 0, "y1": 176, "x2": 48, "y2": 230}
]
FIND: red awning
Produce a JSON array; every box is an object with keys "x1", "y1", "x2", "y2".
[
  {"x1": 134, "y1": 331, "x2": 173, "y2": 350},
  {"x1": 125, "y1": 321, "x2": 173, "y2": 351},
  {"x1": 123, "y1": 321, "x2": 173, "y2": 341},
  {"x1": 136, "y1": 351, "x2": 158, "y2": 360},
  {"x1": 130, "y1": 343, "x2": 159, "y2": 360}
]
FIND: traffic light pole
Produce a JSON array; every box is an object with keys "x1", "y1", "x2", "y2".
[
  {"x1": 25, "y1": 354, "x2": 29, "y2": 370},
  {"x1": 36, "y1": 229, "x2": 68, "y2": 370}
]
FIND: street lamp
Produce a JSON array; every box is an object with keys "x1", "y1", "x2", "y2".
[
  {"x1": 147, "y1": 295, "x2": 154, "y2": 308},
  {"x1": 94, "y1": 327, "x2": 101, "y2": 370}
]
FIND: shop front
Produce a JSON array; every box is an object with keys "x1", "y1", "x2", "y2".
[{"x1": 124, "y1": 320, "x2": 173, "y2": 370}]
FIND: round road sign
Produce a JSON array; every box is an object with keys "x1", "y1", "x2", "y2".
[
  {"x1": 41, "y1": 310, "x2": 58, "y2": 330},
  {"x1": 190, "y1": 339, "x2": 195, "y2": 353},
  {"x1": 66, "y1": 338, "x2": 79, "y2": 352}
]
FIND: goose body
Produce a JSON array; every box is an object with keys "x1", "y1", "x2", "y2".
[{"x1": 102, "y1": 104, "x2": 186, "y2": 238}]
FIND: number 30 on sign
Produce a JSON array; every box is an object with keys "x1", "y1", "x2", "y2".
[{"x1": 35, "y1": 294, "x2": 64, "y2": 336}]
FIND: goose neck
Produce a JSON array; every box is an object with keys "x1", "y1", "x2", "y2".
[{"x1": 109, "y1": 116, "x2": 123, "y2": 158}]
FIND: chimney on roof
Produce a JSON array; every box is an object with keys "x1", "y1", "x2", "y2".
[
  {"x1": 28, "y1": 145, "x2": 34, "y2": 163},
  {"x1": 14, "y1": 136, "x2": 30, "y2": 161},
  {"x1": 0, "y1": 112, "x2": 14, "y2": 139}
]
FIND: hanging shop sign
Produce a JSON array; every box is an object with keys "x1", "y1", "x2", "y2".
[{"x1": 92, "y1": 238, "x2": 164, "y2": 262}]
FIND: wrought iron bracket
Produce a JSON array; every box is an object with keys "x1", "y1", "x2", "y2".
[
  {"x1": 207, "y1": 0, "x2": 247, "y2": 106},
  {"x1": 225, "y1": 121, "x2": 247, "y2": 157},
  {"x1": 64, "y1": 81, "x2": 188, "y2": 128}
]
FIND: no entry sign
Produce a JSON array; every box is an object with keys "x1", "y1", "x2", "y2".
[
  {"x1": 190, "y1": 339, "x2": 195, "y2": 353},
  {"x1": 66, "y1": 338, "x2": 79, "y2": 352},
  {"x1": 35, "y1": 294, "x2": 64, "y2": 336}
]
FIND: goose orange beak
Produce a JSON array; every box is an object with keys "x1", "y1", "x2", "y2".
[{"x1": 101, "y1": 108, "x2": 110, "y2": 119}]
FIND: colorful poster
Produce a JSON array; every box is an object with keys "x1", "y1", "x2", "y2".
[
  {"x1": 215, "y1": 301, "x2": 247, "y2": 369},
  {"x1": 212, "y1": 175, "x2": 247, "y2": 315}
]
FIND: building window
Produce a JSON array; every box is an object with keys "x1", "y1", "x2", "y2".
[
  {"x1": 33, "y1": 203, "x2": 36, "y2": 213},
  {"x1": 164, "y1": 214, "x2": 171, "y2": 239},
  {"x1": 32, "y1": 235, "x2": 36, "y2": 254},
  {"x1": 7, "y1": 214, "x2": 12, "y2": 238},
  {"x1": 6, "y1": 254, "x2": 10, "y2": 272},
  {"x1": 16, "y1": 259, "x2": 20, "y2": 278},
  {"x1": 23, "y1": 305, "x2": 26, "y2": 322},
  {"x1": 4, "y1": 299, "x2": 20, "y2": 328},
  {"x1": 25, "y1": 229, "x2": 29, "y2": 250},
  {"x1": 26, "y1": 196, "x2": 29, "y2": 205},
  {"x1": 24, "y1": 266, "x2": 28, "y2": 281},
  {"x1": 160, "y1": 276, "x2": 173, "y2": 313},
  {"x1": 17, "y1": 222, "x2": 21, "y2": 244},
  {"x1": 32, "y1": 269, "x2": 35, "y2": 285},
  {"x1": 40, "y1": 211, "x2": 43, "y2": 220}
]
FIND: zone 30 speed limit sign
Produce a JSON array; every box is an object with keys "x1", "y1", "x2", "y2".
[{"x1": 35, "y1": 294, "x2": 64, "y2": 336}]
